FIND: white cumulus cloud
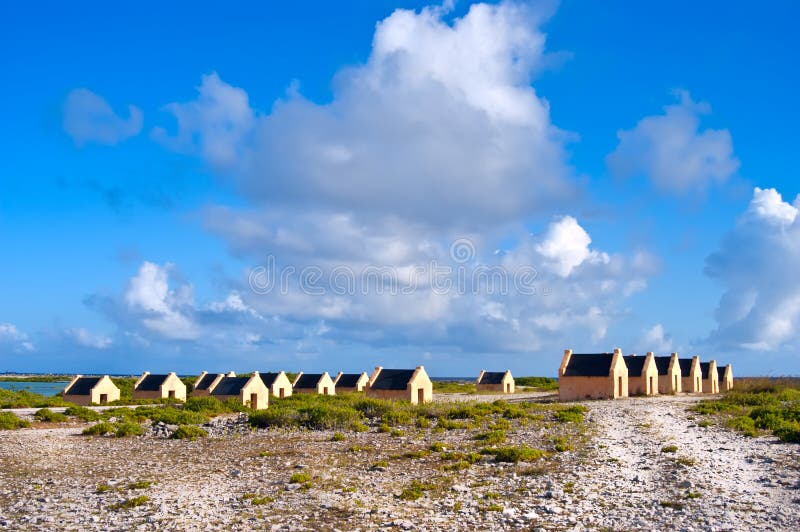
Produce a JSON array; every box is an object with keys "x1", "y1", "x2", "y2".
[
  {"x1": 65, "y1": 328, "x2": 113, "y2": 349},
  {"x1": 63, "y1": 88, "x2": 143, "y2": 145},
  {"x1": 706, "y1": 187, "x2": 800, "y2": 351},
  {"x1": 606, "y1": 90, "x2": 739, "y2": 193},
  {"x1": 155, "y1": 1, "x2": 575, "y2": 225},
  {"x1": 0, "y1": 322, "x2": 34, "y2": 353}
]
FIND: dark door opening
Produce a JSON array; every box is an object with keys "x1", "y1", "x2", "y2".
[
  {"x1": 250, "y1": 393, "x2": 258, "y2": 410},
  {"x1": 417, "y1": 388, "x2": 425, "y2": 404},
  {"x1": 617, "y1": 377, "x2": 622, "y2": 397},
  {"x1": 279, "y1": 388, "x2": 285, "y2": 398},
  {"x1": 99, "y1": 394, "x2": 108, "y2": 404},
  {"x1": 168, "y1": 390, "x2": 176, "y2": 399}
]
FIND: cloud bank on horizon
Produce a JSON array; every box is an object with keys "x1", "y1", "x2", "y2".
[{"x1": 3, "y1": 0, "x2": 798, "y2": 375}]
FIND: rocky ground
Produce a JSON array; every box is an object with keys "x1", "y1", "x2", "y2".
[{"x1": 1, "y1": 394, "x2": 799, "y2": 531}]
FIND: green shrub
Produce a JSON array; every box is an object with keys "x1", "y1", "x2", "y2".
[
  {"x1": 661, "y1": 445, "x2": 678, "y2": 453},
  {"x1": 298, "y1": 405, "x2": 364, "y2": 430},
  {"x1": 416, "y1": 416, "x2": 431, "y2": 428},
  {"x1": 249, "y1": 407, "x2": 299, "y2": 429},
  {"x1": 474, "y1": 429, "x2": 506, "y2": 445},
  {"x1": 552, "y1": 436, "x2": 572, "y2": 452},
  {"x1": 482, "y1": 445, "x2": 546, "y2": 463},
  {"x1": 331, "y1": 431, "x2": 346, "y2": 441},
  {"x1": 136, "y1": 406, "x2": 208, "y2": 426},
  {"x1": 184, "y1": 396, "x2": 228, "y2": 415},
  {"x1": 514, "y1": 376, "x2": 558, "y2": 390},
  {"x1": 109, "y1": 495, "x2": 149, "y2": 511},
  {"x1": 429, "y1": 442, "x2": 444, "y2": 452},
  {"x1": 64, "y1": 405, "x2": 101, "y2": 421},
  {"x1": 381, "y1": 410, "x2": 413, "y2": 427},
  {"x1": 352, "y1": 399, "x2": 393, "y2": 419},
  {"x1": 290, "y1": 472, "x2": 312, "y2": 484},
  {"x1": 554, "y1": 405, "x2": 587, "y2": 423},
  {"x1": 82, "y1": 422, "x2": 115, "y2": 436},
  {"x1": 34, "y1": 408, "x2": 68, "y2": 422},
  {"x1": 0, "y1": 411, "x2": 30, "y2": 430},
  {"x1": 127, "y1": 480, "x2": 152, "y2": 490},
  {"x1": 398, "y1": 480, "x2": 434, "y2": 501},
  {"x1": 171, "y1": 425, "x2": 208, "y2": 440},
  {"x1": 115, "y1": 422, "x2": 144, "y2": 437},
  {"x1": 726, "y1": 416, "x2": 757, "y2": 437},
  {"x1": 774, "y1": 421, "x2": 800, "y2": 443}
]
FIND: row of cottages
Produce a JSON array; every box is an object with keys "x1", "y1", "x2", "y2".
[
  {"x1": 476, "y1": 370, "x2": 515, "y2": 393},
  {"x1": 558, "y1": 349, "x2": 734, "y2": 401},
  {"x1": 62, "y1": 365, "x2": 516, "y2": 407}
]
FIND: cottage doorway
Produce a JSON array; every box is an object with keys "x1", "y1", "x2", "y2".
[
  {"x1": 649, "y1": 376, "x2": 654, "y2": 395},
  {"x1": 250, "y1": 393, "x2": 258, "y2": 409},
  {"x1": 617, "y1": 377, "x2": 622, "y2": 397},
  {"x1": 99, "y1": 394, "x2": 108, "y2": 404},
  {"x1": 168, "y1": 390, "x2": 176, "y2": 399},
  {"x1": 506, "y1": 383, "x2": 510, "y2": 393},
  {"x1": 279, "y1": 388, "x2": 285, "y2": 398},
  {"x1": 674, "y1": 375, "x2": 678, "y2": 390},
  {"x1": 417, "y1": 388, "x2": 425, "y2": 404},
  {"x1": 323, "y1": 387, "x2": 329, "y2": 395}
]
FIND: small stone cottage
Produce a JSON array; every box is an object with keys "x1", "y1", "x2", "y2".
[
  {"x1": 652, "y1": 352, "x2": 682, "y2": 394},
  {"x1": 701, "y1": 360, "x2": 719, "y2": 394},
  {"x1": 210, "y1": 372, "x2": 269, "y2": 410},
  {"x1": 62, "y1": 375, "x2": 120, "y2": 406},
  {"x1": 678, "y1": 356, "x2": 702, "y2": 393},
  {"x1": 192, "y1": 371, "x2": 235, "y2": 397},
  {"x1": 623, "y1": 353, "x2": 658, "y2": 396},
  {"x1": 475, "y1": 370, "x2": 515, "y2": 394},
  {"x1": 717, "y1": 364, "x2": 734, "y2": 392},
  {"x1": 132, "y1": 372, "x2": 186, "y2": 401},
  {"x1": 261, "y1": 371, "x2": 293, "y2": 398},
  {"x1": 365, "y1": 366, "x2": 433, "y2": 404},
  {"x1": 558, "y1": 349, "x2": 628, "y2": 401},
  {"x1": 293, "y1": 372, "x2": 336, "y2": 395},
  {"x1": 333, "y1": 372, "x2": 369, "y2": 392}
]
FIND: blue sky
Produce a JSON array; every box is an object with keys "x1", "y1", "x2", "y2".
[{"x1": 1, "y1": 1, "x2": 799, "y2": 376}]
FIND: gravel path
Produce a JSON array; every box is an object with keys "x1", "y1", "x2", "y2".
[{"x1": 576, "y1": 395, "x2": 800, "y2": 530}]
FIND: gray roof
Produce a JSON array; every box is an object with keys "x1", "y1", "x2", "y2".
[
  {"x1": 623, "y1": 356, "x2": 646, "y2": 377},
  {"x1": 700, "y1": 362, "x2": 713, "y2": 379},
  {"x1": 65, "y1": 376, "x2": 101, "y2": 395},
  {"x1": 260, "y1": 372, "x2": 282, "y2": 386},
  {"x1": 195, "y1": 373, "x2": 220, "y2": 390},
  {"x1": 135, "y1": 374, "x2": 170, "y2": 391},
  {"x1": 210, "y1": 376, "x2": 251, "y2": 396},
  {"x1": 653, "y1": 356, "x2": 673, "y2": 375},
  {"x1": 294, "y1": 373, "x2": 324, "y2": 389},
  {"x1": 563, "y1": 354, "x2": 614, "y2": 377},
  {"x1": 370, "y1": 369, "x2": 416, "y2": 390},
  {"x1": 678, "y1": 358, "x2": 695, "y2": 377},
  {"x1": 335, "y1": 373, "x2": 364, "y2": 388},
  {"x1": 477, "y1": 371, "x2": 507, "y2": 385}
]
